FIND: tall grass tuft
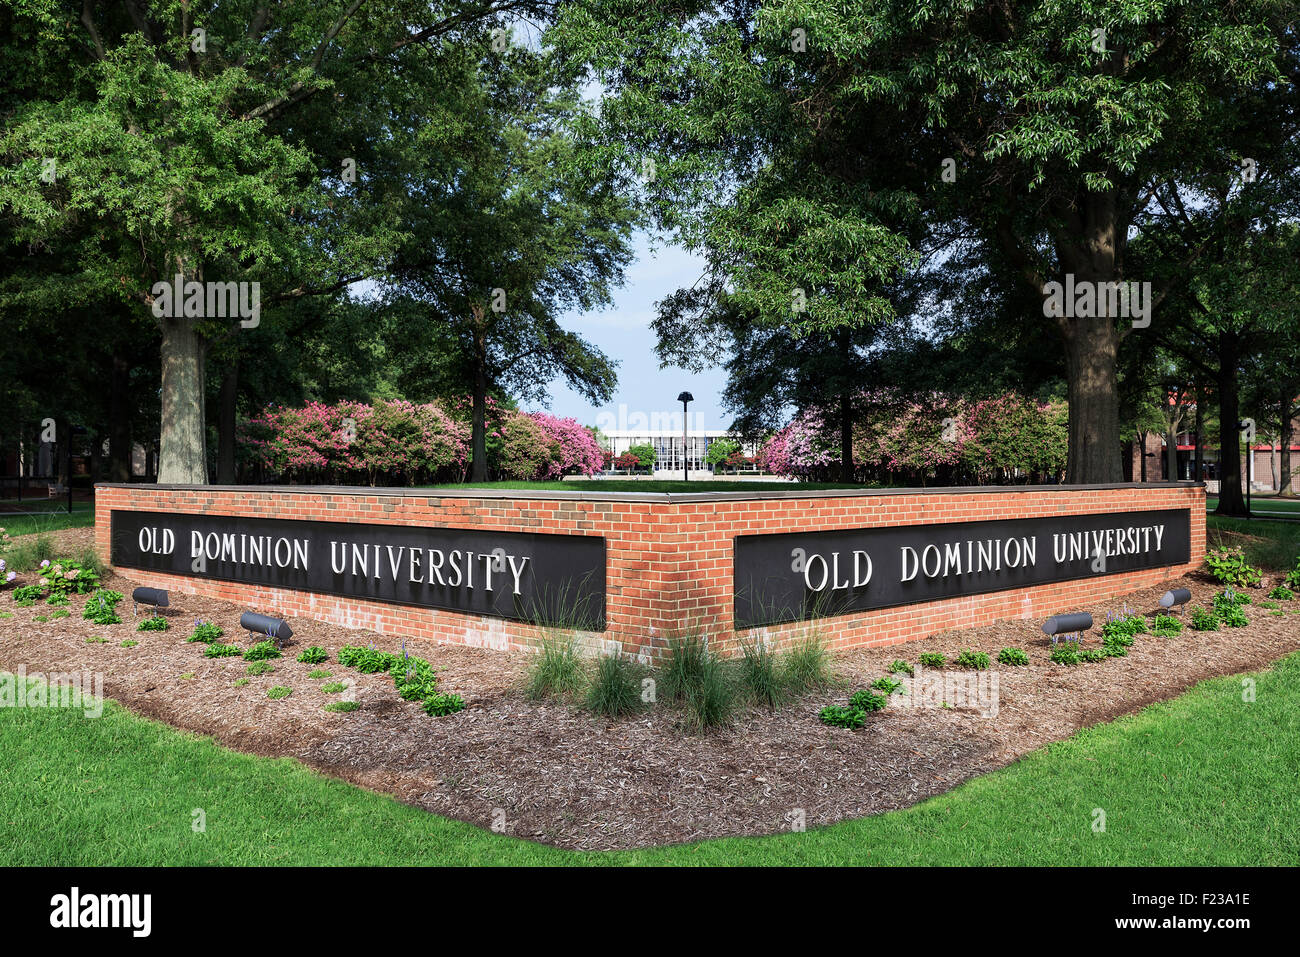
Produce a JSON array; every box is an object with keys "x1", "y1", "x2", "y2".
[
  {"x1": 1, "y1": 533, "x2": 57, "y2": 572},
  {"x1": 738, "y1": 637, "x2": 787, "y2": 709},
  {"x1": 659, "y1": 631, "x2": 711, "y2": 702},
  {"x1": 682, "y1": 655, "x2": 735, "y2": 731},
  {"x1": 781, "y1": 633, "x2": 835, "y2": 695},
  {"x1": 584, "y1": 654, "x2": 643, "y2": 719},
  {"x1": 525, "y1": 634, "x2": 587, "y2": 701}
]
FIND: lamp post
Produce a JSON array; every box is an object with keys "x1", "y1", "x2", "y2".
[
  {"x1": 677, "y1": 391, "x2": 693, "y2": 482},
  {"x1": 1239, "y1": 418, "x2": 1252, "y2": 519}
]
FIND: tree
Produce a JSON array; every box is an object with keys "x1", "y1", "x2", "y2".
[{"x1": 382, "y1": 45, "x2": 636, "y2": 481}]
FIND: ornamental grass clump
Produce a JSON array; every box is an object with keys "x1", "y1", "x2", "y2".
[
  {"x1": 738, "y1": 638, "x2": 787, "y2": 708},
  {"x1": 525, "y1": 635, "x2": 586, "y2": 701},
  {"x1": 584, "y1": 653, "x2": 644, "y2": 719},
  {"x1": 781, "y1": 633, "x2": 834, "y2": 694}
]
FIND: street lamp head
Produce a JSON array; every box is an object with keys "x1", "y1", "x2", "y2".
[{"x1": 677, "y1": 391, "x2": 694, "y2": 404}]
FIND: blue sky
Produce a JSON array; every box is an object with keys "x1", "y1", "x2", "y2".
[{"x1": 521, "y1": 233, "x2": 734, "y2": 431}]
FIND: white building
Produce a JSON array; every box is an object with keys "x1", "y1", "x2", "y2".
[{"x1": 599, "y1": 429, "x2": 766, "y2": 478}]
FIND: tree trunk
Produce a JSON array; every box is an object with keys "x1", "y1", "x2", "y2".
[
  {"x1": 1061, "y1": 316, "x2": 1123, "y2": 484},
  {"x1": 1165, "y1": 429, "x2": 1178, "y2": 482},
  {"x1": 1279, "y1": 387, "x2": 1295, "y2": 497},
  {"x1": 1215, "y1": 335, "x2": 1247, "y2": 515},
  {"x1": 108, "y1": 351, "x2": 133, "y2": 483},
  {"x1": 157, "y1": 312, "x2": 209, "y2": 484},
  {"x1": 217, "y1": 352, "x2": 239, "y2": 484},
  {"x1": 470, "y1": 310, "x2": 489, "y2": 482}
]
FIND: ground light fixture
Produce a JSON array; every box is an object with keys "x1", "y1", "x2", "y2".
[
  {"x1": 1160, "y1": 588, "x2": 1192, "y2": 613},
  {"x1": 240, "y1": 611, "x2": 293, "y2": 647},
  {"x1": 1041, "y1": 611, "x2": 1093, "y2": 636},
  {"x1": 677, "y1": 391, "x2": 693, "y2": 482},
  {"x1": 131, "y1": 587, "x2": 169, "y2": 616}
]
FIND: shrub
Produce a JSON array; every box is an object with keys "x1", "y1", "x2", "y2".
[
  {"x1": 37, "y1": 557, "x2": 100, "y2": 598},
  {"x1": 1212, "y1": 590, "x2": 1250, "y2": 617},
  {"x1": 1150, "y1": 613, "x2": 1184, "y2": 637},
  {"x1": 137, "y1": 615, "x2": 168, "y2": 632},
  {"x1": 781, "y1": 634, "x2": 834, "y2": 694},
  {"x1": 1190, "y1": 607, "x2": 1220, "y2": 631},
  {"x1": 849, "y1": 689, "x2": 888, "y2": 712},
  {"x1": 2, "y1": 533, "x2": 56, "y2": 572},
  {"x1": 888, "y1": 659, "x2": 914, "y2": 676},
  {"x1": 188, "y1": 620, "x2": 223, "y2": 643},
  {"x1": 1050, "y1": 645, "x2": 1082, "y2": 666},
  {"x1": 325, "y1": 701, "x2": 360, "y2": 713},
  {"x1": 243, "y1": 640, "x2": 281, "y2": 661},
  {"x1": 1286, "y1": 559, "x2": 1300, "y2": 591},
  {"x1": 321, "y1": 682, "x2": 347, "y2": 694},
  {"x1": 584, "y1": 654, "x2": 643, "y2": 718},
  {"x1": 296, "y1": 646, "x2": 329, "y2": 664},
  {"x1": 1205, "y1": 546, "x2": 1262, "y2": 588},
  {"x1": 245, "y1": 661, "x2": 276, "y2": 676},
  {"x1": 997, "y1": 647, "x2": 1029, "y2": 666},
  {"x1": 1219, "y1": 603, "x2": 1249, "y2": 628},
  {"x1": 203, "y1": 642, "x2": 242, "y2": 658},
  {"x1": 918, "y1": 652, "x2": 946, "y2": 669},
  {"x1": 422, "y1": 693, "x2": 465, "y2": 716},
  {"x1": 954, "y1": 649, "x2": 990, "y2": 670},
  {"x1": 45, "y1": 594, "x2": 69, "y2": 606},
  {"x1": 819, "y1": 705, "x2": 866, "y2": 729},
  {"x1": 525, "y1": 635, "x2": 586, "y2": 701},
  {"x1": 738, "y1": 638, "x2": 787, "y2": 708},
  {"x1": 1268, "y1": 585, "x2": 1294, "y2": 601},
  {"x1": 82, "y1": 589, "x2": 123, "y2": 625},
  {"x1": 267, "y1": 686, "x2": 293, "y2": 700}
]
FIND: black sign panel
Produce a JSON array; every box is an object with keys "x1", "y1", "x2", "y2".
[
  {"x1": 111, "y1": 510, "x2": 605, "y2": 629},
  {"x1": 735, "y1": 508, "x2": 1191, "y2": 629}
]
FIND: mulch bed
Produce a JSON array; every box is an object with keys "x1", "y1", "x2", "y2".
[{"x1": 2, "y1": 526, "x2": 1298, "y2": 850}]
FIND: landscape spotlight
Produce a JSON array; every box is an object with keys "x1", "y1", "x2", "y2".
[
  {"x1": 240, "y1": 611, "x2": 293, "y2": 647},
  {"x1": 677, "y1": 391, "x2": 694, "y2": 483},
  {"x1": 1042, "y1": 611, "x2": 1093, "y2": 636},
  {"x1": 131, "y1": 587, "x2": 169, "y2": 616},
  {"x1": 1160, "y1": 588, "x2": 1192, "y2": 613}
]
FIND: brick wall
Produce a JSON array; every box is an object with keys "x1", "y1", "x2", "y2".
[{"x1": 94, "y1": 483, "x2": 1206, "y2": 661}]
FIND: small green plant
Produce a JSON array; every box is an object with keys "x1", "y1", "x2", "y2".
[
  {"x1": 338, "y1": 644, "x2": 397, "y2": 673},
  {"x1": 1270, "y1": 609, "x2": 1285, "y2": 617},
  {"x1": 12, "y1": 598, "x2": 35, "y2": 607},
  {"x1": 918, "y1": 652, "x2": 946, "y2": 669},
  {"x1": 1205, "y1": 546, "x2": 1262, "y2": 588},
  {"x1": 1080, "y1": 648, "x2": 1107, "y2": 663},
  {"x1": 45, "y1": 594, "x2": 69, "y2": 606},
  {"x1": 819, "y1": 705, "x2": 866, "y2": 729},
  {"x1": 137, "y1": 615, "x2": 168, "y2": 632},
  {"x1": 296, "y1": 646, "x2": 329, "y2": 664},
  {"x1": 1150, "y1": 613, "x2": 1184, "y2": 637},
  {"x1": 849, "y1": 688, "x2": 888, "y2": 712},
  {"x1": 267, "y1": 686, "x2": 293, "y2": 700},
  {"x1": 1268, "y1": 585, "x2": 1293, "y2": 601},
  {"x1": 203, "y1": 642, "x2": 242, "y2": 658},
  {"x1": 781, "y1": 634, "x2": 834, "y2": 693},
  {"x1": 120, "y1": 639, "x2": 138, "y2": 648},
  {"x1": 0, "y1": 611, "x2": 12, "y2": 619},
  {"x1": 1259, "y1": 600, "x2": 1279, "y2": 610},
  {"x1": 888, "y1": 659, "x2": 914, "y2": 676},
  {"x1": 421, "y1": 693, "x2": 465, "y2": 716},
  {"x1": 997, "y1": 647, "x2": 1029, "y2": 666},
  {"x1": 324, "y1": 701, "x2": 359, "y2": 713},
  {"x1": 12, "y1": 584, "x2": 45, "y2": 603},
  {"x1": 1190, "y1": 606, "x2": 1220, "y2": 631},
  {"x1": 245, "y1": 660, "x2": 276, "y2": 676},
  {"x1": 85, "y1": 635, "x2": 107, "y2": 644},
  {"x1": 82, "y1": 589, "x2": 124, "y2": 625},
  {"x1": 307, "y1": 669, "x2": 333, "y2": 680},
  {"x1": 321, "y1": 682, "x2": 347, "y2": 694},
  {"x1": 1219, "y1": 603, "x2": 1249, "y2": 628},
  {"x1": 49, "y1": 608, "x2": 70, "y2": 619},
  {"x1": 870, "y1": 676, "x2": 906, "y2": 695},
  {"x1": 188, "y1": 621, "x2": 223, "y2": 643},
  {"x1": 525, "y1": 635, "x2": 586, "y2": 701},
  {"x1": 584, "y1": 654, "x2": 644, "y2": 719},
  {"x1": 1050, "y1": 644, "x2": 1082, "y2": 666},
  {"x1": 179, "y1": 672, "x2": 195, "y2": 680},
  {"x1": 954, "y1": 648, "x2": 990, "y2": 670},
  {"x1": 1285, "y1": 558, "x2": 1300, "y2": 591},
  {"x1": 33, "y1": 614, "x2": 48, "y2": 622},
  {"x1": 243, "y1": 640, "x2": 282, "y2": 661},
  {"x1": 233, "y1": 677, "x2": 250, "y2": 687},
  {"x1": 1102, "y1": 635, "x2": 1130, "y2": 657}
]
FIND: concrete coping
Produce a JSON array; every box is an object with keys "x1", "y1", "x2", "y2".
[{"x1": 94, "y1": 481, "x2": 1205, "y2": 504}]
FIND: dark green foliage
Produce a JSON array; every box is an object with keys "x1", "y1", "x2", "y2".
[
  {"x1": 1219, "y1": 603, "x2": 1249, "y2": 628},
  {"x1": 954, "y1": 649, "x2": 990, "y2": 670},
  {"x1": 243, "y1": 641, "x2": 282, "y2": 661},
  {"x1": 918, "y1": 652, "x2": 946, "y2": 669},
  {"x1": 1080, "y1": 648, "x2": 1108, "y2": 663},
  {"x1": 266, "y1": 687, "x2": 293, "y2": 700},
  {"x1": 1190, "y1": 607, "x2": 1221, "y2": 631},
  {"x1": 888, "y1": 659, "x2": 914, "y2": 676},
  {"x1": 188, "y1": 621, "x2": 223, "y2": 643},
  {"x1": 82, "y1": 589, "x2": 123, "y2": 625},
  {"x1": 338, "y1": 645, "x2": 397, "y2": 674},
  {"x1": 997, "y1": 647, "x2": 1029, "y2": 666},
  {"x1": 296, "y1": 646, "x2": 329, "y2": 664},
  {"x1": 870, "y1": 676, "x2": 905, "y2": 695},
  {"x1": 12, "y1": 584, "x2": 45, "y2": 603},
  {"x1": 203, "y1": 642, "x2": 242, "y2": 658},
  {"x1": 136, "y1": 615, "x2": 168, "y2": 632},
  {"x1": 584, "y1": 654, "x2": 644, "y2": 719},
  {"x1": 422, "y1": 693, "x2": 465, "y2": 717},
  {"x1": 1205, "y1": 547, "x2": 1263, "y2": 588},
  {"x1": 1268, "y1": 585, "x2": 1293, "y2": 601},
  {"x1": 848, "y1": 689, "x2": 888, "y2": 713},
  {"x1": 819, "y1": 705, "x2": 866, "y2": 729},
  {"x1": 1150, "y1": 614, "x2": 1184, "y2": 637},
  {"x1": 1050, "y1": 645, "x2": 1082, "y2": 666}
]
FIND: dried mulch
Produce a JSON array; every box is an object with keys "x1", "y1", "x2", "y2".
[{"x1": 3, "y1": 527, "x2": 1298, "y2": 851}]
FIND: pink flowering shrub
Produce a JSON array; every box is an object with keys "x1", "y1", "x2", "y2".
[{"x1": 526, "y1": 413, "x2": 604, "y2": 478}]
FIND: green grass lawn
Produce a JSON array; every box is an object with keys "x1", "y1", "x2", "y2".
[
  {"x1": 3, "y1": 651, "x2": 1298, "y2": 866},
  {"x1": 0, "y1": 502, "x2": 95, "y2": 536},
  {"x1": 1207, "y1": 513, "x2": 1300, "y2": 570}
]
